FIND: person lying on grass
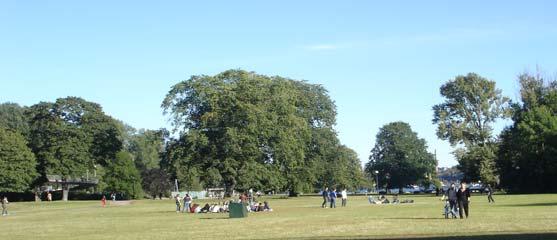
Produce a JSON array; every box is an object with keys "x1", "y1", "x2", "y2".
[
  {"x1": 263, "y1": 201, "x2": 273, "y2": 211},
  {"x1": 368, "y1": 194, "x2": 413, "y2": 205}
]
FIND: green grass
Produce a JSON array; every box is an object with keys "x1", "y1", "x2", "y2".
[{"x1": 1, "y1": 194, "x2": 556, "y2": 239}]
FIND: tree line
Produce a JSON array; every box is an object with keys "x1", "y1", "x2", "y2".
[
  {"x1": 430, "y1": 72, "x2": 557, "y2": 193},
  {"x1": 1, "y1": 69, "x2": 555, "y2": 199},
  {"x1": 0, "y1": 70, "x2": 367, "y2": 199}
]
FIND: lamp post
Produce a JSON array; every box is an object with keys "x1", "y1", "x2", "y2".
[{"x1": 374, "y1": 170, "x2": 379, "y2": 193}]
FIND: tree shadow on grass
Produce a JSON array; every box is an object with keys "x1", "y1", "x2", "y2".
[
  {"x1": 502, "y1": 202, "x2": 557, "y2": 207},
  {"x1": 198, "y1": 216, "x2": 229, "y2": 220},
  {"x1": 265, "y1": 233, "x2": 557, "y2": 240}
]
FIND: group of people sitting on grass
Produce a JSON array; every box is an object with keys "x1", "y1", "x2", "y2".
[
  {"x1": 191, "y1": 202, "x2": 230, "y2": 213},
  {"x1": 238, "y1": 189, "x2": 273, "y2": 212},
  {"x1": 174, "y1": 191, "x2": 273, "y2": 214},
  {"x1": 367, "y1": 194, "x2": 414, "y2": 205},
  {"x1": 247, "y1": 201, "x2": 273, "y2": 212}
]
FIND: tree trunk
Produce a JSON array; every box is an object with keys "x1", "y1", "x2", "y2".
[
  {"x1": 62, "y1": 184, "x2": 69, "y2": 201},
  {"x1": 225, "y1": 182, "x2": 235, "y2": 198}
]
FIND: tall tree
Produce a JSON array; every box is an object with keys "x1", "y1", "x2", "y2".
[
  {"x1": 26, "y1": 97, "x2": 123, "y2": 200},
  {"x1": 126, "y1": 128, "x2": 169, "y2": 195},
  {"x1": 366, "y1": 122, "x2": 436, "y2": 192},
  {"x1": 497, "y1": 72, "x2": 557, "y2": 193},
  {"x1": 128, "y1": 129, "x2": 167, "y2": 171},
  {"x1": 433, "y1": 73, "x2": 510, "y2": 182},
  {"x1": 0, "y1": 128, "x2": 37, "y2": 192},
  {"x1": 141, "y1": 168, "x2": 171, "y2": 199},
  {"x1": 162, "y1": 70, "x2": 349, "y2": 196},
  {"x1": 103, "y1": 151, "x2": 143, "y2": 199}
]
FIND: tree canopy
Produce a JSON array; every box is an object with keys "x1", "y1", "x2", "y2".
[
  {"x1": 433, "y1": 73, "x2": 510, "y2": 147},
  {"x1": 162, "y1": 70, "x2": 363, "y2": 195},
  {"x1": 366, "y1": 122, "x2": 437, "y2": 191},
  {"x1": 0, "y1": 102, "x2": 29, "y2": 136},
  {"x1": 497, "y1": 73, "x2": 557, "y2": 193},
  {"x1": 0, "y1": 128, "x2": 37, "y2": 192},
  {"x1": 433, "y1": 73, "x2": 510, "y2": 182},
  {"x1": 103, "y1": 151, "x2": 143, "y2": 199}
]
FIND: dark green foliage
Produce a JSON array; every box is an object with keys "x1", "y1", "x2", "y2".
[
  {"x1": 126, "y1": 128, "x2": 170, "y2": 195},
  {"x1": 162, "y1": 70, "x2": 363, "y2": 195},
  {"x1": 26, "y1": 97, "x2": 124, "y2": 188},
  {"x1": 454, "y1": 144, "x2": 498, "y2": 183},
  {"x1": 366, "y1": 122, "x2": 436, "y2": 190},
  {"x1": 433, "y1": 73, "x2": 510, "y2": 182},
  {"x1": 103, "y1": 151, "x2": 143, "y2": 199},
  {"x1": 433, "y1": 73, "x2": 511, "y2": 147},
  {"x1": 0, "y1": 102, "x2": 29, "y2": 136},
  {"x1": 497, "y1": 73, "x2": 557, "y2": 193},
  {"x1": 128, "y1": 129, "x2": 167, "y2": 171},
  {"x1": 0, "y1": 128, "x2": 37, "y2": 192},
  {"x1": 141, "y1": 168, "x2": 172, "y2": 198}
]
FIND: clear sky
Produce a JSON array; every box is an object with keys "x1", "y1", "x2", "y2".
[{"x1": 2, "y1": 1, "x2": 557, "y2": 167}]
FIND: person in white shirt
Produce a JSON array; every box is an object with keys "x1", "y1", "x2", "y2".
[
  {"x1": 341, "y1": 189, "x2": 348, "y2": 207},
  {"x1": 211, "y1": 204, "x2": 221, "y2": 213}
]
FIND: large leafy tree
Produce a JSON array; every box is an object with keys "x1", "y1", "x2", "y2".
[
  {"x1": 128, "y1": 129, "x2": 168, "y2": 171},
  {"x1": 103, "y1": 151, "x2": 143, "y2": 199},
  {"x1": 141, "y1": 168, "x2": 171, "y2": 199},
  {"x1": 497, "y1": 73, "x2": 557, "y2": 193},
  {"x1": 26, "y1": 97, "x2": 123, "y2": 200},
  {"x1": 323, "y1": 145, "x2": 366, "y2": 190},
  {"x1": 126, "y1": 128, "x2": 170, "y2": 195},
  {"x1": 0, "y1": 102, "x2": 29, "y2": 136},
  {"x1": 162, "y1": 70, "x2": 354, "y2": 196},
  {"x1": 366, "y1": 122, "x2": 436, "y2": 192},
  {"x1": 0, "y1": 128, "x2": 37, "y2": 192},
  {"x1": 433, "y1": 73, "x2": 510, "y2": 182}
]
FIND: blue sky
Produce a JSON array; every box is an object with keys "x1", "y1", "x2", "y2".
[{"x1": 2, "y1": 1, "x2": 557, "y2": 167}]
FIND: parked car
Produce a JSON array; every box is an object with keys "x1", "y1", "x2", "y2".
[
  {"x1": 469, "y1": 183, "x2": 484, "y2": 193},
  {"x1": 356, "y1": 189, "x2": 369, "y2": 194}
]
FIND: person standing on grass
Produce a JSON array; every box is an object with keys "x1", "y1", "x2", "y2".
[
  {"x1": 457, "y1": 182, "x2": 471, "y2": 219},
  {"x1": 1, "y1": 196, "x2": 8, "y2": 216},
  {"x1": 445, "y1": 183, "x2": 458, "y2": 218},
  {"x1": 341, "y1": 189, "x2": 348, "y2": 207},
  {"x1": 329, "y1": 188, "x2": 337, "y2": 208},
  {"x1": 183, "y1": 194, "x2": 192, "y2": 213},
  {"x1": 487, "y1": 184, "x2": 495, "y2": 203},
  {"x1": 101, "y1": 195, "x2": 106, "y2": 207},
  {"x1": 47, "y1": 192, "x2": 52, "y2": 202},
  {"x1": 248, "y1": 188, "x2": 254, "y2": 206},
  {"x1": 174, "y1": 194, "x2": 181, "y2": 213},
  {"x1": 321, "y1": 187, "x2": 329, "y2": 208}
]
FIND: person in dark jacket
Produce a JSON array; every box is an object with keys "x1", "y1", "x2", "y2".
[
  {"x1": 457, "y1": 182, "x2": 471, "y2": 219},
  {"x1": 321, "y1": 187, "x2": 329, "y2": 208},
  {"x1": 329, "y1": 188, "x2": 337, "y2": 208},
  {"x1": 445, "y1": 183, "x2": 458, "y2": 218},
  {"x1": 487, "y1": 184, "x2": 495, "y2": 203}
]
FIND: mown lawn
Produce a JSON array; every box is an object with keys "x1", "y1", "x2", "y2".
[{"x1": 1, "y1": 194, "x2": 556, "y2": 239}]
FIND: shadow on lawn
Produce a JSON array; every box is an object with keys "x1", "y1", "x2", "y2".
[
  {"x1": 269, "y1": 233, "x2": 557, "y2": 240},
  {"x1": 502, "y1": 202, "x2": 557, "y2": 207},
  {"x1": 382, "y1": 217, "x2": 444, "y2": 220}
]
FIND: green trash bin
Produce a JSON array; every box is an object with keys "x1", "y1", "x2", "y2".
[{"x1": 229, "y1": 202, "x2": 249, "y2": 218}]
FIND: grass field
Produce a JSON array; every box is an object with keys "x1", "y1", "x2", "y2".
[{"x1": 1, "y1": 194, "x2": 556, "y2": 240}]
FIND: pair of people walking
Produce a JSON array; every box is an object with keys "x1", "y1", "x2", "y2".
[{"x1": 445, "y1": 182, "x2": 471, "y2": 219}]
